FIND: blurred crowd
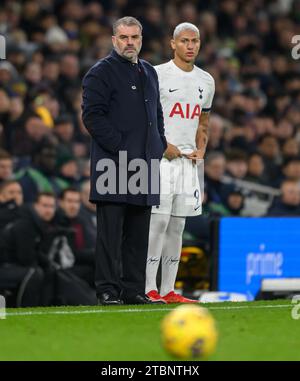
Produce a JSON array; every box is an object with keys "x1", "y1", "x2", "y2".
[{"x1": 0, "y1": 0, "x2": 300, "y2": 304}]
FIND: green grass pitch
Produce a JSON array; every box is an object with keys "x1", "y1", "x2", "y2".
[{"x1": 0, "y1": 300, "x2": 299, "y2": 361}]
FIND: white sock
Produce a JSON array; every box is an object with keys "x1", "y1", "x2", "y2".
[
  {"x1": 145, "y1": 213, "x2": 170, "y2": 294},
  {"x1": 160, "y1": 216, "x2": 186, "y2": 297}
]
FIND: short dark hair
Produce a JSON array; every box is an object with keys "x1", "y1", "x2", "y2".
[
  {"x1": 59, "y1": 187, "x2": 80, "y2": 200},
  {"x1": 282, "y1": 156, "x2": 300, "y2": 168},
  {"x1": 280, "y1": 179, "x2": 300, "y2": 190},
  {"x1": 34, "y1": 191, "x2": 56, "y2": 203},
  {"x1": 112, "y1": 16, "x2": 142, "y2": 35},
  {"x1": 0, "y1": 180, "x2": 20, "y2": 194},
  {"x1": 225, "y1": 149, "x2": 248, "y2": 163},
  {"x1": 54, "y1": 114, "x2": 73, "y2": 126},
  {"x1": 0, "y1": 149, "x2": 12, "y2": 161},
  {"x1": 258, "y1": 133, "x2": 277, "y2": 145}
]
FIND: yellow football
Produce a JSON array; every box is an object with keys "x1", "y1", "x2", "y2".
[{"x1": 161, "y1": 304, "x2": 218, "y2": 359}]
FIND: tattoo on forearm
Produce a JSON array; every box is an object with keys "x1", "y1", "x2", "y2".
[{"x1": 196, "y1": 112, "x2": 210, "y2": 151}]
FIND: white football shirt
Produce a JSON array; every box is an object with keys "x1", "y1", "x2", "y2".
[{"x1": 155, "y1": 60, "x2": 215, "y2": 153}]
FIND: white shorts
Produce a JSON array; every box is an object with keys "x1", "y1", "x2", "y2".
[{"x1": 152, "y1": 157, "x2": 203, "y2": 217}]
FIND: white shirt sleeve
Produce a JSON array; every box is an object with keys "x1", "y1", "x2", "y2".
[{"x1": 202, "y1": 76, "x2": 215, "y2": 112}]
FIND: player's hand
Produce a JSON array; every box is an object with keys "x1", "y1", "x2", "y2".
[
  {"x1": 183, "y1": 149, "x2": 204, "y2": 165},
  {"x1": 163, "y1": 143, "x2": 182, "y2": 161}
]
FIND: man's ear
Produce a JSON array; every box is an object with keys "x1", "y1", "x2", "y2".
[
  {"x1": 112, "y1": 36, "x2": 116, "y2": 47},
  {"x1": 170, "y1": 39, "x2": 176, "y2": 51}
]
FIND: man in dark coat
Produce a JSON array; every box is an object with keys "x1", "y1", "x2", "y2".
[
  {"x1": 0, "y1": 180, "x2": 23, "y2": 233},
  {"x1": 0, "y1": 192, "x2": 56, "y2": 307},
  {"x1": 55, "y1": 187, "x2": 95, "y2": 287},
  {"x1": 82, "y1": 16, "x2": 167, "y2": 305}
]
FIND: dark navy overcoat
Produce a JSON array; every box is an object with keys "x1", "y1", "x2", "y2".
[{"x1": 82, "y1": 49, "x2": 167, "y2": 206}]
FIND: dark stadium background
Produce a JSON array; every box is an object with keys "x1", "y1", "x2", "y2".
[{"x1": 0, "y1": 0, "x2": 300, "y2": 306}]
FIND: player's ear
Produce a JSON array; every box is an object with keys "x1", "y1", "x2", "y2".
[
  {"x1": 112, "y1": 35, "x2": 116, "y2": 47},
  {"x1": 170, "y1": 39, "x2": 176, "y2": 50}
]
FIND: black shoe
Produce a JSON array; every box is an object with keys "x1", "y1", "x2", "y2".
[
  {"x1": 123, "y1": 294, "x2": 166, "y2": 305},
  {"x1": 98, "y1": 292, "x2": 123, "y2": 306}
]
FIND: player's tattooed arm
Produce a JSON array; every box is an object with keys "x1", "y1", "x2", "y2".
[
  {"x1": 185, "y1": 112, "x2": 210, "y2": 162},
  {"x1": 163, "y1": 142, "x2": 182, "y2": 161},
  {"x1": 196, "y1": 111, "x2": 210, "y2": 157}
]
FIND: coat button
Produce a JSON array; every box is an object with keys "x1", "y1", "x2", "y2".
[
  {"x1": 145, "y1": 99, "x2": 148, "y2": 102},
  {"x1": 149, "y1": 122, "x2": 152, "y2": 126}
]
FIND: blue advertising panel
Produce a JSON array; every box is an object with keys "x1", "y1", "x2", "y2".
[{"x1": 218, "y1": 217, "x2": 300, "y2": 300}]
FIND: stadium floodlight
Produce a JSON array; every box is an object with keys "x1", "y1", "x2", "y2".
[{"x1": 256, "y1": 278, "x2": 300, "y2": 300}]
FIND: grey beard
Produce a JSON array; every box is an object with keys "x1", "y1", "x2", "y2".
[
  {"x1": 114, "y1": 45, "x2": 139, "y2": 63},
  {"x1": 123, "y1": 52, "x2": 138, "y2": 63}
]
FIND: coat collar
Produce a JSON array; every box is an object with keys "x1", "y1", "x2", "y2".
[
  {"x1": 110, "y1": 49, "x2": 150, "y2": 88},
  {"x1": 110, "y1": 49, "x2": 140, "y2": 65}
]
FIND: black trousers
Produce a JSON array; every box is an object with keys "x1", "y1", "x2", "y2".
[
  {"x1": 0, "y1": 265, "x2": 44, "y2": 307},
  {"x1": 95, "y1": 202, "x2": 151, "y2": 298}
]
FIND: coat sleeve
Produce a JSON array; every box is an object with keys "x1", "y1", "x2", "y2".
[
  {"x1": 157, "y1": 95, "x2": 167, "y2": 150},
  {"x1": 153, "y1": 69, "x2": 167, "y2": 150},
  {"x1": 82, "y1": 66, "x2": 122, "y2": 154}
]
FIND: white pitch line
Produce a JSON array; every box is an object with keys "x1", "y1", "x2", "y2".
[
  {"x1": 4, "y1": 304, "x2": 292, "y2": 317},
  {"x1": 6, "y1": 308, "x2": 173, "y2": 316},
  {"x1": 209, "y1": 304, "x2": 291, "y2": 311}
]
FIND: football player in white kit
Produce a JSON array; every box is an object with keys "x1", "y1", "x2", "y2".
[{"x1": 145, "y1": 22, "x2": 215, "y2": 303}]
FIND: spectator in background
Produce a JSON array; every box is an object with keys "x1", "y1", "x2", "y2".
[
  {"x1": 1, "y1": 92, "x2": 25, "y2": 152},
  {"x1": 57, "y1": 53, "x2": 81, "y2": 112},
  {"x1": 0, "y1": 88, "x2": 12, "y2": 147},
  {"x1": 0, "y1": 149, "x2": 13, "y2": 183},
  {"x1": 206, "y1": 114, "x2": 225, "y2": 152},
  {"x1": 56, "y1": 154, "x2": 81, "y2": 188},
  {"x1": 42, "y1": 58, "x2": 60, "y2": 89},
  {"x1": 282, "y1": 137, "x2": 300, "y2": 161},
  {"x1": 56, "y1": 188, "x2": 95, "y2": 287},
  {"x1": 279, "y1": 157, "x2": 300, "y2": 186},
  {"x1": 208, "y1": 189, "x2": 245, "y2": 217},
  {"x1": 274, "y1": 119, "x2": 295, "y2": 145},
  {"x1": 0, "y1": 190, "x2": 96, "y2": 306},
  {"x1": 0, "y1": 192, "x2": 56, "y2": 307},
  {"x1": 0, "y1": 192, "x2": 57, "y2": 268},
  {"x1": 225, "y1": 149, "x2": 248, "y2": 180},
  {"x1": 244, "y1": 152, "x2": 267, "y2": 185},
  {"x1": 205, "y1": 151, "x2": 233, "y2": 204},
  {"x1": 226, "y1": 190, "x2": 244, "y2": 216},
  {"x1": 0, "y1": 180, "x2": 23, "y2": 232},
  {"x1": 53, "y1": 114, "x2": 75, "y2": 161},
  {"x1": 266, "y1": 180, "x2": 300, "y2": 216},
  {"x1": 15, "y1": 140, "x2": 69, "y2": 202},
  {"x1": 0, "y1": 61, "x2": 19, "y2": 91},
  {"x1": 79, "y1": 180, "x2": 97, "y2": 250},
  {"x1": 31, "y1": 88, "x2": 60, "y2": 127},
  {"x1": 11, "y1": 113, "x2": 50, "y2": 157},
  {"x1": 258, "y1": 134, "x2": 281, "y2": 186},
  {"x1": 24, "y1": 61, "x2": 42, "y2": 87}
]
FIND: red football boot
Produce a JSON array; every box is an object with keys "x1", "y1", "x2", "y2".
[
  {"x1": 162, "y1": 291, "x2": 199, "y2": 304},
  {"x1": 146, "y1": 290, "x2": 167, "y2": 304}
]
